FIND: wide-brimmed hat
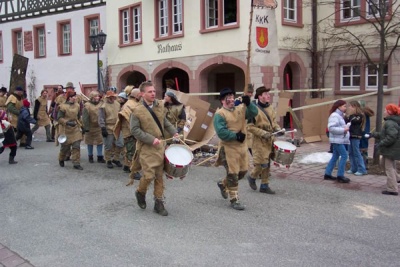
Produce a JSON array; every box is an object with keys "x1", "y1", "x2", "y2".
[
  {"x1": 219, "y1": 88, "x2": 235, "y2": 100},
  {"x1": 105, "y1": 90, "x2": 117, "y2": 98},
  {"x1": 254, "y1": 86, "x2": 270, "y2": 99},
  {"x1": 124, "y1": 85, "x2": 134, "y2": 96},
  {"x1": 65, "y1": 82, "x2": 75, "y2": 89}
]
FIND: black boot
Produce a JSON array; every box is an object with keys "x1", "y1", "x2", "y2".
[
  {"x1": 88, "y1": 155, "x2": 94, "y2": 163},
  {"x1": 112, "y1": 160, "x2": 123, "y2": 167},
  {"x1": 73, "y1": 164, "x2": 83, "y2": 170},
  {"x1": 97, "y1": 156, "x2": 106, "y2": 163},
  {"x1": 337, "y1": 176, "x2": 350, "y2": 183},
  {"x1": 154, "y1": 199, "x2": 168, "y2": 216},
  {"x1": 59, "y1": 160, "x2": 65, "y2": 167},
  {"x1": 217, "y1": 182, "x2": 228, "y2": 199},
  {"x1": 106, "y1": 161, "x2": 113, "y2": 168},
  {"x1": 123, "y1": 165, "x2": 130, "y2": 173},
  {"x1": 135, "y1": 191, "x2": 146, "y2": 209},
  {"x1": 9, "y1": 156, "x2": 18, "y2": 164}
]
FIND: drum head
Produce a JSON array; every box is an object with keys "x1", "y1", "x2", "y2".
[
  {"x1": 165, "y1": 145, "x2": 193, "y2": 166},
  {"x1": 274, "y1": 140, "x2": 296, "y2": 151}
]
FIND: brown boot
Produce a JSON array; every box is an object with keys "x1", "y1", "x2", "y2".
[
  {"x1": 9, "y1": 156, "x2": 18, "y2": 164},
  {"x1": 154, "y1": 199, "x2": 168, "y2": 216}
]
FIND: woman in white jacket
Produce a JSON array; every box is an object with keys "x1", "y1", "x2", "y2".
[{"x1": 324, "y1": 100, "x2": 351, "y2": 183}]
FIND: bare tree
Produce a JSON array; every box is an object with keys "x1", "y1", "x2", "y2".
[{"x1": 318, "y1": 0, "x2": 400, "y2": 162}]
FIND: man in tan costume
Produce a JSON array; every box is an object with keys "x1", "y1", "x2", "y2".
[
  {"x1": 99, "y1": 90, "x2": 124, "y2": 169},
  {"x1": 114, "y1": 88, "x2": 142, "y2": 180},
  {"x1": 247, "y1": 86, "x2": 283, "y2": 194},
  {"x1": 57, "y1": 91, "x2": 83, "y2": 170},
  {"x1": 214, "y1": 88, "x2": 258, "y2": 210},
  {"x1": 32, "y1": 89, "x2": 53, "y2": 142},
  {"x1": 82, "y1": 91, "x2": 105, "y2": 163},
  {"x1": 130, "y1": 81, "x2": 178, "y2": 216},
  {"x1": 5, "y1": 86, "x2": 24, "y2": 130},
  {"x1": 164, "y1": 90, "x2": 185, "y2": 140}
]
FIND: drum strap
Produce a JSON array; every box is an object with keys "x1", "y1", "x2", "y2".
[
  {"x1": 256, "y1": 103, "x2": 273, "y2": 127},
  {"x1": 143, "y1": 101, "x2": 165, "y2": 138}
]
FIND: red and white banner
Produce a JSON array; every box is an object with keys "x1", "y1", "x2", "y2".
[{"x1": 251, "y1": 7, "x2": 280, "y2": 66}]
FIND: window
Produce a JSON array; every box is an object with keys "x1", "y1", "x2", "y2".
[
  {"x1": 119, "y1": 4, "x2": 142, "y2": 46},
  {"x1": 201, "y1": 0, "x2": 239, "y2": 32},
  {"x1": 155, "y1": 0, "x2": 183, "y2": 40},
  {"x1": 284, "y1": 0, "x2": 296, "y2": 22},
  {"x1": 366, "y1": 64, "x2": 388, "y2": 89},
  {"x1": 58, "y1": 20, "x2": 71, "y2": 56},
  {"x1": 367, "y1": 0, "x2": 389, "y2": 16},
  {"x1": 84, "y1": 14, "x2": 101, "y2": 52},
  {"x1": 12, "y1": 28, "x2": 23, "y2": 55},
  {"x1": 340, "y1": 65, "x2": 361, "y2": 89},
  {"x1": 341, "y1": 0, "x2": 361, "y2": 20},
  {"x1": 0, "y1": 32, "x2": 3, "y2": 62},
  {"x1": 34, "y1": 24, "x2": 46, "y2": 58}
]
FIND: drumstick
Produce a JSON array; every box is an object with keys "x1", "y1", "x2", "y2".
[
  {"x1": 196, "y1": 154, "x2": 217, "y2": 166},
  {"x1": 163, "y1": 134, "x2": 184, "y2": 142}
]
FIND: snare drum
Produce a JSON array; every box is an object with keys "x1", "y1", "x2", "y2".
[
  {"x1": 164, "y1": 144, "x2": 193, "y2": 179},
  {"x1": 272, "y1": 141, "x2": 297, "y2": 168}
]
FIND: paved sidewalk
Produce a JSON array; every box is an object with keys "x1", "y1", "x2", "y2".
[
  {"x1": 0, "y1": 244, "x2": 34, "y2": 267},
  {"x1": 270, "y1": 140, "x2": 387, "y2": 194}
]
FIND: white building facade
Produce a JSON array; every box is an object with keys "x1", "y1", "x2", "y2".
[{"x1": 0, "y1": 0, "x2": 106, "y2": 101}]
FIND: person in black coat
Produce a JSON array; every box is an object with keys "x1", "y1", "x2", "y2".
[{"x1": 16, "y1": 99, "x2": 36, "y2": 149}]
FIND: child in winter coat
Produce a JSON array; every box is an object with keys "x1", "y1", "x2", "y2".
[{"x1": 16, "y1": 99, "x2": 36, "y2": 149}]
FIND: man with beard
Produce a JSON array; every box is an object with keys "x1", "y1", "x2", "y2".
[{"x1": 214, "y1": 88, "x2": 258, "y2": 210}]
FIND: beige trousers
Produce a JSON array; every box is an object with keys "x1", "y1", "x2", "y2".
[{"x1": 384, "y1": 157, "x2": 399, "y2": 193}]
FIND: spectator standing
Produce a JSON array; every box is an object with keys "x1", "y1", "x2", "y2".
[
  {"x1": 370, "y1": 104, "x2": 400, "y2": 196},
  {"x1": 323, "y1": 100, "x2": 350, "y2": 183},
  {"x1": 346, "y1": 101, "x2": 368, "y2": 176}
]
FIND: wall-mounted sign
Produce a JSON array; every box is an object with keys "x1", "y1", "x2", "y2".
[{"x1": 157, "y1": 42, "x2": 182, "y2": 54}]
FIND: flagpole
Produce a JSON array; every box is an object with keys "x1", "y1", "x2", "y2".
[{"x1": 245, "y1": 0, "x2": 255, "y2": 94}]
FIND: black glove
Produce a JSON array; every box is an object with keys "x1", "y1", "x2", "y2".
[
  {"x1": 236, "y1": 131, "x2": 246, "y2": 143},
  {"x1": 242, "y1": 95, "x2": 250, "y2": 106},
  {"x1": 101, "y1": 127, "x2": 108, "y2": 138},
  {"x1": 66, "y1": 121, "x2": 76, "y2": 127}
]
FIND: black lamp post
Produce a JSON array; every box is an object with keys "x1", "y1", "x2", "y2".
[{"x1": 89, "y1": 30, "x2": 107, "y2": 92}]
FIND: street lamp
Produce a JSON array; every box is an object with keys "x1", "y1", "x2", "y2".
[{"x1": 89, "y1": 30, "x2": 107, "y2": 92}]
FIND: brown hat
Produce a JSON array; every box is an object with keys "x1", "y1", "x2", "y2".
[
  {"x1": 105, "y1": 90, "x2": 117, "y2": 98},
  {"x1": 65, "y1": 82, "x2": 75, "y2": 89},
  {"x1": 124, "y1": 85, "x2": 134, "y2": 96},
  {"x1": 254, "y1": 86, "x2": 270, "y2": 99},
  {"x1": 130, "y1": 88, "x2": 141, "y2": 99}
]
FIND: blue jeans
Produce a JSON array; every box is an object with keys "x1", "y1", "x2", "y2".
[
  {"x1": 325, "y1": 144, "x2": 348, "y2": 177},
  {"x1": 348, "y1": 138, "x2": 367, "y2": 174},
  {"x1": 87, "y1": 144, "x2": 103, "y2": 156}
]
